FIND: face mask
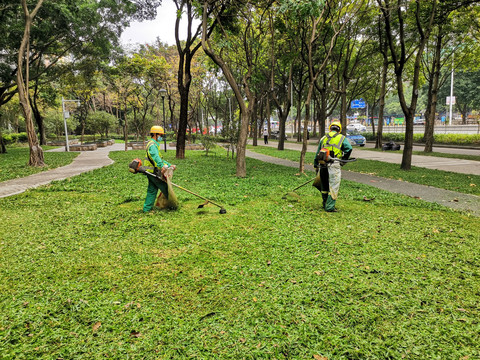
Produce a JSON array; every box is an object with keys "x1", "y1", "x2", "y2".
[{"x1": 157, "y1": 136, "x2": 163, "y2": 142}]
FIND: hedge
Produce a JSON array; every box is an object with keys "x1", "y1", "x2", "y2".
[
  {"x1": 363, "y1": 132, "x2": 480, "y2": 146},
  {"x1": 1, "y1": 132, "x2": 28, "y2": 145}
]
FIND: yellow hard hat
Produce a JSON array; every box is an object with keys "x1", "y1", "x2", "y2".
[
  {"x1": 150, "y1": 125, "x2": 165, "y2": 135},
  {"x1": 329, "y1": 121, "x2": 342, "y2": 132}
]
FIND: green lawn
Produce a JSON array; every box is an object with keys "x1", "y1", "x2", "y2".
[
  {"x1": 0, "y1": 149, "x2": 479, "y2": 359},
  {"x1": 0, "y1": 146, "x2": 79, "y2": 182},
  {"x1": 247, "y1": 145, "x2": 480, "y2": 196}
]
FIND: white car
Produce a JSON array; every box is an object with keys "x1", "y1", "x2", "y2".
[{"x1": 346, "y1": 122, "x2": 366, "y2": 132}]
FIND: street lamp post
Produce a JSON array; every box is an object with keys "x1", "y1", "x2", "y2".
[
  {"x1": 159, "y1": 88, "x2": 167, "y2": 152},
  {"x1": 62, "y1": 97, "x2": 80, "y2": 152}
]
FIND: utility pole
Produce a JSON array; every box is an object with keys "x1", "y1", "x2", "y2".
[
  {"x1": 160, "y1": 89, "x2": 167, "y2": 152},
  {"x1": 62, "y1": 98, "x2": 80, "y2": 152}
]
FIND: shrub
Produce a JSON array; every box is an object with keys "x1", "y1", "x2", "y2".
[
  {"x1": 1, "y1": 132, "x2": 28, "y2": 144},
  {"x1": 364, "y1": 132, "x2": 480, "y2": 145}
]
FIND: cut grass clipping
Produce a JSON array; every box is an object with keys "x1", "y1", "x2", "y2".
[{"x1": 0, "y1": 149, "x2": 479, "y2": 359}]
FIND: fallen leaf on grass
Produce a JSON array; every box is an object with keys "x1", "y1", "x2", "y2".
[
  {"x1": 457, "y1": 308, "x2": 467, "y2": 312},
  {"x1": 92, "y1": 322, "x2": 101, "y2": 332},
  {"x1": 363, "y1": 196, "x2": 375, "y2": 201},
  {"x1": 313, "y1": 355, "x2": 328, "y2": 360},
  {"x1": 130, "y1": 331, "x2": 142, "y2": 338},
  {"x1": 470, "y1": 184, "x2": 476, "y2": 187}
]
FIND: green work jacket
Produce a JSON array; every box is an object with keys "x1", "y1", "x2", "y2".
[
  {"x1": 314, "y1": 131, "x2": 353, "y2": 167},
  {"x1": 145, "y1": 138, "x2": 170, "y2": 173}
]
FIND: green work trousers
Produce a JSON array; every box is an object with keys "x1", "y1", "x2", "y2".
[{"x1": 143, "y1": 175, "x2": 168, "y2": 212}]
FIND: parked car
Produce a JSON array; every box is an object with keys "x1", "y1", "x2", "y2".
[
  {"x1": 346, "y1": 121, "x2": 366, "y2": 132},
  {"x1": 413, "y1": 118, "x2": 425, "y2": 125},
  {"x1": 346, "y1": 132, "x2": 366, "y2": 146},
  {"x1": 270, "y1": 130, "x2": 288, "y2": 140},
  {"x1": 382, "y1": 141, "x2": 401, "y2": 151}
]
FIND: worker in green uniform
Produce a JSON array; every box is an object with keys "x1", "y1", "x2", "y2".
[
  {"x1": 143, "y1": 126, "x2": 176, "y2": 212},
  {"x1": 313, "y1": 121, "x2": 352, "y2": 212}
]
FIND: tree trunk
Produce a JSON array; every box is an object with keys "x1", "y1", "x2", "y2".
[
  {"x1": 174, "y1": 0, "x2": 204, "y2": 160},
  {"x1": 424, "y1": 30, "x2": 443, "y2": 153},
  {"x1": 17, "y1": 0, "x2": 45, "y2": 167},
  {"x1": 30, "y1": 81, "x2": 46, "y2": 145},
  {"x1": 299, "y1": 82, "x2": 314, "y2": 173},
  {"x1": 296, "y1": 90, "x2": 302, "y2": 142},
  {"x1": 123, "y1": 98, "x2": 128, "y2": 151},
  {"x1": 375, "y1": 57, "x2": 388, "y2": 149},
  {"x1": 0, "y1": 125, "x2": 6, "y2": 153},
  {"x1": 201, "y1": 3, "x2": 250, "y2": 177},
  {"x1": 252, "y1": 96, "x2": 258, "y2": 146}
]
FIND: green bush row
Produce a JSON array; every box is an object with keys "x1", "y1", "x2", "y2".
[
  {"x1": 1, "y1": 132, "x2": 28, "y2": 144},
  {"x1": 363, "y1": 132, "x2": 480, "y2": 145}
]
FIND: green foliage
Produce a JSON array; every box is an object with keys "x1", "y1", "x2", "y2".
[
  {"x1": 1, "y1": 132, "x2": 28, "y2": 145},
  {"x1": 0, "y1": 150, "x2": 479, "y2": 358},
  {"x1": 279, "y1": 0, "x2": 326, "y2": 19},
  {"x1": 44, "y1": 110, "x2": 79, "y2": 140},
  {"x1": 200, "y1": 135, "x2": 217, "y2": 156},
  {"x1": 0, "y1": 147, "x2": 78, "y2": 181},
  {"x1": 86, "y1": 111, "x2": 117, "y2": 139}
]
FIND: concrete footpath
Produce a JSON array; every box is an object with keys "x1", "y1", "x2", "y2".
[
  {"x1": 0, "y1": 143, "x2": 124, "y2": 198},
  {"x1": 1, "y1": 141, "x2": 479, "y2": 216}
]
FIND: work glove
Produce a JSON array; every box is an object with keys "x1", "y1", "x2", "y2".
[{"x1": 160, "y1": 165, "x2": 169, "y2": 175}]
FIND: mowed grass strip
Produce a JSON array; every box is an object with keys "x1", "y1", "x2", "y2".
[
  {"x1": 0, "y1": 149, "x2": 479, "y2": 359},
  {"x1": 247, "y1": 144, "x2": 480, "y2": 196},
  {"x1": 0, "y1": 146, "x2": 79, "y2": 182}
]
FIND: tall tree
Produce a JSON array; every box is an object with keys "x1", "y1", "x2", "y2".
[
  {"x1": 16, "y1": 0, "x2": 45, "y2": 166},
  {"x1": 282, "y1": 0, "x2": 363, "y2": 173},
  {"x1": 173, "y1": 0, "x2": 219, "y2": 159},
  {"x1": 201, "y1": 0, "x2": 270, "y2": 177},
  {"x1": 378, "y1": 0, "x2": 437, "y2": 170},
  {"x1": 422, "y1": 3, "x2": 480, "y2": 152}
]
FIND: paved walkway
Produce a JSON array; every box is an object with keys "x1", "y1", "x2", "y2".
[
  {"x1": 0, "y1": 143, "x2": 124, "y2": 198},
  {"x1": 1, "y1": 141, "x2": 479, "y2": 216}
]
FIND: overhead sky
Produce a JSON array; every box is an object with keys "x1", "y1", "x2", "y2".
[{"x1": 121, "y1": 0, "x2": 200, "y2": 47}]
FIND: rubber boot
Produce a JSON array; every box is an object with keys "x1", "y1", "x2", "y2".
[
  {"x1": 325, "y1": 195, "x2": 337, "y2": 212},
  {"x1": 322, "y1": 193, "x2": 328, "y2": 209}
]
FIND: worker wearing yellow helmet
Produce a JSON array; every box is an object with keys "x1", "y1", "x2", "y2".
[
  {"x1": 143, "y1": 125, "x2": 176, "y2": 212},
  {"x1": 313, "y1": 121, "x2": 352, "y2": 212}
]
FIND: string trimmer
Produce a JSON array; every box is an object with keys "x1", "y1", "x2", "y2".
[
  {"x1": 129, "y1": 158, "x2": 227, "y2": 214},
  {"x1": 282, "y1": 157, "x2": 357, "y2": 199}
]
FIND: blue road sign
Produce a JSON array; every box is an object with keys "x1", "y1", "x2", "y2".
[{"x1": 351, "y1": 99, "x2": 366, "y2": 109}]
